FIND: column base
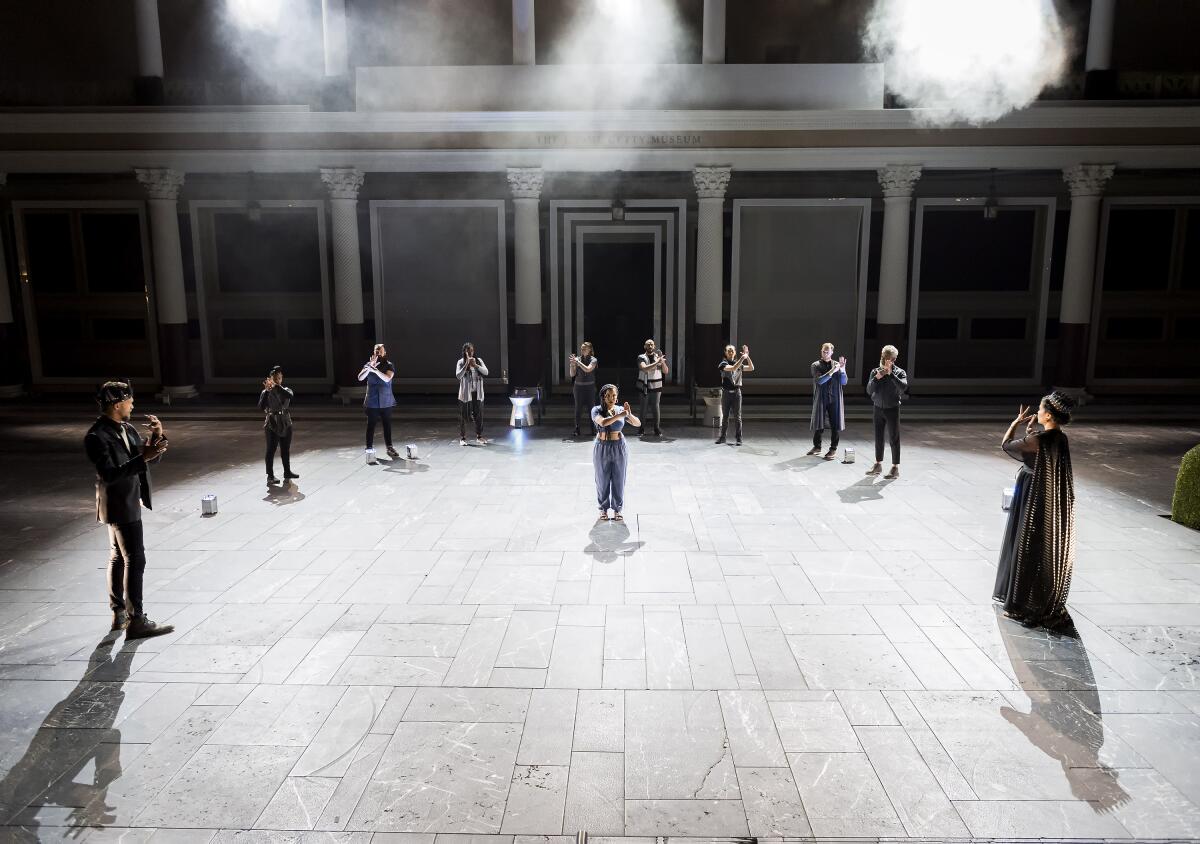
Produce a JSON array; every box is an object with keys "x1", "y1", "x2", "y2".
[
  {"x1": 334, "y1": 385, "x2": 367, "y2": 406},
  {"x1": 510, "y1": 322, "x2": 544, "y2": 389},
  {"x1": 691, "y1": 323, "x2": 725, "y2": 387},
  {"x1": 157, "y1": 385, "x2": 199, "y2": 403},
  {"x1": 1055, "y1": 321, "x2": 1090, "y2": 390},
  {"x1": 1084, "y1": 68, "x2": 1117, "y2": 99},
  {"x1": 874, "y1": 323, "x2": 907, "y2": 363},
  {"x1": 134, "y1": 75, "x2": 165, "y2": 106},
  {"x1": 334, "y1": 322, "x2": 369, "y2": 392}
]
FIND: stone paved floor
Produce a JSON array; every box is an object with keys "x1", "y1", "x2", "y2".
[{"x1": 1, "y1": 415, "x2": 1199, "y2": 843}]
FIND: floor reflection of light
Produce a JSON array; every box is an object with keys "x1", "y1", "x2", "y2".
[{"x1": 508, "y1": 427, "x2": 528, "y2": 453}]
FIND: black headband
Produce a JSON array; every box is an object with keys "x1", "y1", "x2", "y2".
[{"x1": 96, "y1": 380, "x2": 133, "y2": 407}]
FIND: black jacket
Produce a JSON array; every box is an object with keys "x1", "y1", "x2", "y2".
[
  {"x1": 84, "y1": 416, "x2": 158, "y2": 525},
  {"x1": 259, "y1": 385, "x2": 294, "y2": 435},
  {"x1": 866, "y1": 366, "x2": 910, "y2": 408}
]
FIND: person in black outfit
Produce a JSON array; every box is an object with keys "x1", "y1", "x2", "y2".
[
  {"x1": 865, "y1": 344, "x2": 909, "y2": 479},
  {"x1": 259, "y1": 365, "x2": 298, "y2": 485},
  {"x1": 716, "y1": 343, "x2": 754, "y2": 445},
  {"x1": 83, "y1": 381, "x2": 174, "y2": 639},
  {"x1": 807, "y1": 342, "x2": 847, "y2": 460},
  {"x1": 569, "y1": 341, "x2": 598, "y2": 437}
]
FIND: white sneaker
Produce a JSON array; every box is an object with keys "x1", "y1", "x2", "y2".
[
  {"x1": 476, "y1": 437, "x2": 488, "y2": 445},
  {"x1": 460, "y1": 438, "x2": 467, "y2": 446}
]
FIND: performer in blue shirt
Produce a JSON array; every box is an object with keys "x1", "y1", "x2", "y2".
[
  {"x1": 807, "y1": 342, "x2": 848, "y2": 460},
  {"x1": 591, "y1": 383, "x2": 641, "y2": 522}
]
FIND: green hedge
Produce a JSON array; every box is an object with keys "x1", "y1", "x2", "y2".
[{"x1": 1172, "y1": 444, "x2": 1200, "y2": 530}]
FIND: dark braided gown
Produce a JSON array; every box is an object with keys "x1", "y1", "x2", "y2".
[{"x1": 992, "y1": 428, "x2": 1076, "y2": 631}]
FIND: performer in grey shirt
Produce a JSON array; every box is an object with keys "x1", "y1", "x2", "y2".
[{"x1": 865, "y1": 344, "x2": 909, "y2": 479}]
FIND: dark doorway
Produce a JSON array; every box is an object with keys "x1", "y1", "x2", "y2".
[{"x1": 581, "y1": 240, "x2": 656, "y2": 397}]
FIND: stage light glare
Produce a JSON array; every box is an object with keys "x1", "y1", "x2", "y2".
[
  {"x1": 863, "y1": 0, "x2": 1069, "y2": 125},
  {"x1": 225, "y1": 0, "x2": 286, "y2": 31}
]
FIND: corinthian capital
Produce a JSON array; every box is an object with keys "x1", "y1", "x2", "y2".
[
  {"x1": 507, "y1": 167, "x2": 544, "y2": 199},
  {"x1": 320, "y1": 167, "x2": 364, "y2": 200},
  {"x1": 693, "y1": 165, "x2": 732, "y2": 199},
  {"x1": 135, "y1": 168, "x2": 185, "y2": 200},
  {"x1": 877, "y1": 164, "x2": 922, "y2": 198},
  {"x1": 1062, "y1": 164, "x2": 1115, "y2": 198}
]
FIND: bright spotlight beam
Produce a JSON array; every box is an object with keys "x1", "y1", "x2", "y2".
[{"x1": 863, "y1": 0, "x2": 1070, "y2": 125}]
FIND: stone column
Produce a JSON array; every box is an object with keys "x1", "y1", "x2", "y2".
[
  {"x1": 1056, "y1": 164, "x2": 1114, "y2": 398},
  {"x1": 1084, "y1": 0, "x2": 1116, "y2": 98},
  {"x1": 133, "y1": 0, "x2": 165, "y2": 105},
  {"x1": 693, "y1": 165, "x2": 731, "y2": 386},
  {"x1": 702, "y1": 0, "x2": 726, "y2": 64},
  {"x1": 321, "y1": 0, "x2": 353, "y2": 109},
  {"x1": 512, "y1": 0, "x2": 536, "y2": 65},
  {"x1": 320, "y1": 167, "x2": 367, "y2": 399},
  {"x1": 508, "y1": 167, "x2": 544, "y2": 387},
  {"x1": 0, "y1": 174, "x2": 25, "y2": 396},
  {"x1": 875, "y1": 164, "x2": 922, "y2": 363},
  {"x1": 135, "y1": 168, "x2": 197, "y2": 398}
]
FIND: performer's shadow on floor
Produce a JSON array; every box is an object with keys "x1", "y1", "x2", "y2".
[
  {"x1": 263, "y1": 480, "x2": 306, "y2": 505},
  {"x1": 0, "y1": 634, "x2": 147, "y2": 836},
  {"x1": 837, "y1": 476, "x2": 894, "y2": 503},
  {"x1": 993, "y1": 606, "x2": 1131, "y2": 813},
  {"x1": 381, "y1": 460, "x2": 431, "y2": 475},
  {"x1": 583, "y1": 521, "x2": 645, "y2": 564},
  {"x1": 773, "y1": 456, "x2": 827, "y2": 473}
]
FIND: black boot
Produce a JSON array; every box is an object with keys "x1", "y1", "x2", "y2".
[
  {"x1": 111, "y1": 610, "x2": 128, "y2": 632},
  {"x1": 125, "y1": 614, "x2": 175, "y2": 640},
  {"x1": 283, "y1": 468, "x2": 299, "y2": 479}
]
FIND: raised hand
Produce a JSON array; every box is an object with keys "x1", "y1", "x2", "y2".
[
  {"x1": 1012, "y1": 404, "x2": 1033, "y2": 427},
  {"x1": 262, "y1": 377, "x2": 274, "y2": 391}
]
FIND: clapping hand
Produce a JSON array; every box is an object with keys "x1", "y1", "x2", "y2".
[
  {"x1": 262, "y1": 377, "x2": 274, "y2": 391},
  {"x1": 622, "y1": 401, "x2": 632, "y2": 415},
  {"x1": 143, "y1": 414, "x2": 163, "y2": 439},
  {"x1": 837, "y1": 356, "x2": 847, "y2": 370}
]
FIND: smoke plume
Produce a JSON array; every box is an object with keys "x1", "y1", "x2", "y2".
[{"x1": 862, "y1": 0, "x2": 1071, "y2": 125}]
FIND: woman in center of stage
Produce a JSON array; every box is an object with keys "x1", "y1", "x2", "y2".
[{"x1": 591, "y1": 383, "x2": 640, "y2": 522}]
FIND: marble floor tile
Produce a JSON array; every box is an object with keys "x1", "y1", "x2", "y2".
[
  {"x1": 624, "y1": 691, "x2": 737, "y2": 800},
  {"x1": 134, "y1": 744, "x2": 303, "y2": 828},
  {"x1": 562, "y1": 752, "x2": 623, "y2": 836},
  {"x1": 348, "y1": 721, "x2": 521, "y2": 833},
  {"x1": 2, "y1": 418, "x2": 1199, "y2": 839},
  {"x1": 500, "y1": 765, "x2": 568, "y2": 834},
  {"x1": 786, "y1": 633, "x2": 921, "y2": 689},
  {"x1": 787, "y1": 751, "x2": 905, "y2": 837},
  {"x1": 736, "y1": 765, "x2": 813, "y2": 837}
]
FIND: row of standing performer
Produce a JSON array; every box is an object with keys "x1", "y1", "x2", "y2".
[
  {"x1": 254, "y1": 339, "x2": 913, "y2": 482},
  {"x1": 86, "y1": 371, "x2": 1077, "y2": 639}
]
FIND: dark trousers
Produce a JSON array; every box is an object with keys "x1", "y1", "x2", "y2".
[
  {"x1": 873, "y1": 405, "x2": 901, "y2": 465},
  {"x1": 640, "y1": 389, "x2": 662, "y2": 433},
  {"x1": 459, "y1": 398, "x2": 484, "y2": 439},
  {"x1": 719, "y1": 388, "x2": 742, "y2": 442},
  {"x1": 573, "y1": 383, "x2": 595, "y2": 433},
  {"x1": 107, "y1": 521, "x2": 146, "y2": 616},
  {"x1": 365, "y1": 406, "x2": 393, "y2": 449},
  {"x1": 265, "y1": 427, "x2": 293, "y2": 477},
  {"x1": 812, "y1": 404, "x2": 840, "y2": 450}
]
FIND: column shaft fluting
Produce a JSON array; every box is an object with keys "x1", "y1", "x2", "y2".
[
  {"x1": 136, "y1": 168, "x2": 195, "y2": 396},
  {"x1": 875, "y1": 165, "x2": 922, "y2": 355},
  {"x1": 1056, "y1": 164, "x2": 1115, "y2": 393}
]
